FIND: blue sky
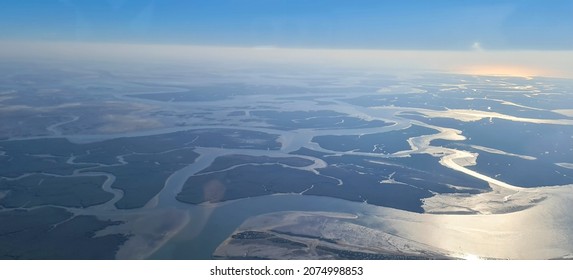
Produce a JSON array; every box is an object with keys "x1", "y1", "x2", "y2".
[{"x1": 0, "y1": 0, "x2": 571, "y2": 50}]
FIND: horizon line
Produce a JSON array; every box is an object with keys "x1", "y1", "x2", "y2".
[{"x1": 1, "y1": 40, "x2": 572, "y2": 79}]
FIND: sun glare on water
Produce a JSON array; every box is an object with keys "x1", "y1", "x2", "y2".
[{"x1": 462, "y1": 254, "x2": 482, "y2": 261}]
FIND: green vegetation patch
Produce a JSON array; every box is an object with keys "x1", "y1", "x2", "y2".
[
  {"x1": 0, "y1": 207, "x2": 127, "y2": 259},
  {"x1": 177, "y1": 164, "x2": 338, "y2": 204},
  {"x1": 1, "y1": 128, "x2": 281, "y2": 209},
  {"x1": 0, "y1": 174, "x2": 111, "y2": 208},
  {"x1": 199, "y1": 154, "x2": 313, "y2": 173},
  {"x1": 0, "y1": 154, "x2": 85, "y2": 177},
  {"x1": 312, "y1": 124, "x2": 438, "y2": 154},
  {"x1": 252, "y1": 110, "x2": 391, "y2": 130},
  {"x1": 92, "y1": 148, "x2": 199, "y2": 209}
]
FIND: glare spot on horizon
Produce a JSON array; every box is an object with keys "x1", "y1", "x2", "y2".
[
  {"x1": 471, "y1": 42, "x2": 483, "y2": 52},
  {"x1": 462, "y1": 254, "x2": 482, "y2": 261},
  {"x1": 460, "y1": 65, "x2": 543, "y2": 78}
]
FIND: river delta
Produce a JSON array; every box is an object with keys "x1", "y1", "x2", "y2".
[{"x1": 1, "y1": 63, "x2": 573, "y2": 259}]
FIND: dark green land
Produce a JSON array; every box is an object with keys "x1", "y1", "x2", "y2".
[
  {"x1": 0, "y1": 207, "x2": 126, "y2": 259},
  {"x1": 0, "y1": 128, "x2": 281, "y2": 209},
  {"x1": 198, "y1": 154, "x2": 314, "y2": 174},
  {"x1": 312, "y1": 124, "x2": 438, "y2": 154},
  {"x1": 177, "y1": 164, "x2": 338, "y2": 204},
  {"x1": 0, "y1": 175, "x2": 111, "y2": 208}
]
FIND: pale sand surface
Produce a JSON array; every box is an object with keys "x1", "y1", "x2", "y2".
[
  {"x1": 94, "y1": 209, "x2": 190, "y2": 259},
  {"x1": 216, "y1": 184, "x2": 573, "y2": 259}
]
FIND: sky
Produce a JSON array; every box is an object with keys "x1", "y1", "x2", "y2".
[
  {"x1": 0, "y1": 0, "x2": 572, "y2": 78},
  {"x1": 0, "y1": 0, "x2": 572, "y2": 50}
]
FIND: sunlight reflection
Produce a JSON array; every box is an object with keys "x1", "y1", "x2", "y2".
[
  {"x1": 462, "y1": 254, "x2": 481, "y2": 261},
  {"x1": 459, "y1": 65, "x2": 546, "y2": 78}
]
